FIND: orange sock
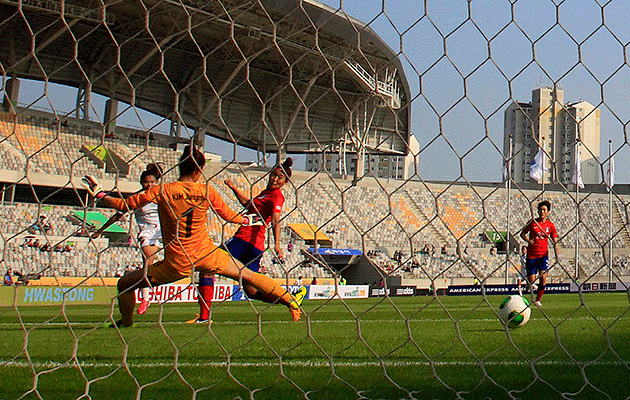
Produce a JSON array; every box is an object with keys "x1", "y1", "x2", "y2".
[{"x1": 246, "y1": 272, "x2": 294, "y2": 307}]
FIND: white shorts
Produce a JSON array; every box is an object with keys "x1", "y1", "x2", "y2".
[
  {"x1": 138, "y1": 229, "x2": 162, "y2": 248},
  {"x1": 512, "y1": 267, "x2": 527, "y2": 284}
]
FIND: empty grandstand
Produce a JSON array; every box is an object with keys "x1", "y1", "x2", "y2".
[
  {"x1": 2, "y1": 106, "x2": 629, "y2": 288},
  {"x1": 0, "y1": 0, "x2": 628, "y2": 295}
]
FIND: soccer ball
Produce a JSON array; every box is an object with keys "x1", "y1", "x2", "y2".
[{"x1": 498, "y1": 295, "x2": 531, "y2": 329}]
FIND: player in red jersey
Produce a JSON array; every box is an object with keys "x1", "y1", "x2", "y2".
[
  {"x1": 188, "y1": 158, "x2": 307, "y2": 324},
  {"x1": 520, "y1": 200, "x2": 559, "y2": 307},
  {"x1": 82, "y1": 146, "x2": 302, "y2": 327}
]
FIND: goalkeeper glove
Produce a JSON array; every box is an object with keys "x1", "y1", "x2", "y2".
[
  {"x1": 81, "y1": 175, "x2": 106, "y2": 198},
  {"x1": 242, "y1": 213, "x2": 264, "y2": 226}
]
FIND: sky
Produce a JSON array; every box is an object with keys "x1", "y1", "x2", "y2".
[
  {"x1": 317, "y1": 0, "x2": 630, "y2": 183},
  {"x1": 10, "y1": 0, "x2": 630, "y2": 183}
]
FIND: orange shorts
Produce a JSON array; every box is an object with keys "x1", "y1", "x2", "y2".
[{"x1": 146, "y1": 245, "x2": 234, "y2": 285}]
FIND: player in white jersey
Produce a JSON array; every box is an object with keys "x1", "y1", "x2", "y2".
[
  {"x1": 516, "y1": 245, "x2": 528, "y2": 296},
  {"x1": 92, "y1": 163, "x2": 164, "y2": 314}
]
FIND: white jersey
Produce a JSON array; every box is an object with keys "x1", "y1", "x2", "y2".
[
  {"x1": 134, "y1": 202, "x2": 161, "y2": 247},
  {"x1": 512, "y1": 253, "x2": 527, "y2": 281},
  {"x1": 134, "y1": 202, "x2": 160, "y2": 232}
]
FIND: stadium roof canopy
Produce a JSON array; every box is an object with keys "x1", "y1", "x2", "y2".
[{"x1": 0, "y1": 0, "x2": 411, "y2": 156}]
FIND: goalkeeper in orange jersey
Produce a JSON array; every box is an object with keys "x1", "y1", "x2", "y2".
[{"x1": 82, "y1": 145, "x2": 302, "y2": 327}]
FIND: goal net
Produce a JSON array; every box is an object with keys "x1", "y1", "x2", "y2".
[{"x1": 1, "y1": 0, "x2": 629, "y2": 399}]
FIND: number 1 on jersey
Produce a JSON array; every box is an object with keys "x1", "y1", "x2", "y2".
[{"x1": 181, "y1": 207, "x2": 195, "y2": 238}]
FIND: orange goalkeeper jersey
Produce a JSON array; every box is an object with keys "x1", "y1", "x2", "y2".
[{"x1": 109, "y1": 181, "x2": 244, "y2": 273}]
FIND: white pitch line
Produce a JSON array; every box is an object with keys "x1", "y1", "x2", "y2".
[
  {"x1": 0, "y1": 315, "x2": 622, "y2": 328},
  {"x1": 1, "y1": 359, "x2": 629, "y2": 369}
]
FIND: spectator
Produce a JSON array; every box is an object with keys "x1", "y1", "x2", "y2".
[
  {"x1": 4, "y1": 269, "x2": 13, "y2": 286},
  {"x1": 40, "y1": 215, "x2": 53, "y2": 233},
  {"x1": 27, "y1": 221, "x2": 38, "y2": 234},
  {"x1": 296, "y1": 276, "x2": 303, "y2": 286},
  {"x1": 30, "y1": 239, "x2": 41, "y2": 249},
  {"x1": 422, "y1": 244, "x2": 430, "y2": 254},
  {"x1": 12, "y1": 270, "x2": 26, "y2": 285},
  {"x1": 40, "y1": 243, "x2": 51, "y2": 252},
  {"x1": 441, "y1": 245, "x2": 447, "y2": 255},
  {"x1": 311, "y1": 277, "x2": 317, "y2": 285},
  {"x1": 287, "y1": 241, "x2": 294, "y2": 253},
  {"x1": 125, "y1": 264, "x2": 138, "y2": 274}
]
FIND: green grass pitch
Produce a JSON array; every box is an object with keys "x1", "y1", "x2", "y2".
[{"x1": 1, "y1": 293, "x2": 629, "y2": 399}]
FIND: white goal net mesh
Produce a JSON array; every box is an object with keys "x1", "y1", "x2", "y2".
[{"x1": 1, "y1": 0, "x2": 629, "y2": 399}]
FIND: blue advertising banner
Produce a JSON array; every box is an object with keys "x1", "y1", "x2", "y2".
[{"x1": 308, "y1": 248, "x2": 363, "y2": 256}]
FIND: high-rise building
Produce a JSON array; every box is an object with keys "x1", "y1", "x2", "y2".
[
  {"x1": 504, "y1": 87, "x2": 600, "y2": 185},
  {"x1": 305, "y1": 135, "x2": 419, "y2": 180}
]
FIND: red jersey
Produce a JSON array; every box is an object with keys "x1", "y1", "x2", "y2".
[
  {"x1": 234, "y1": 187, "x2": 284, "y2": 250},
  {"x1": 522, "y1": 219, "x2": 558, "y2": 259}
]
